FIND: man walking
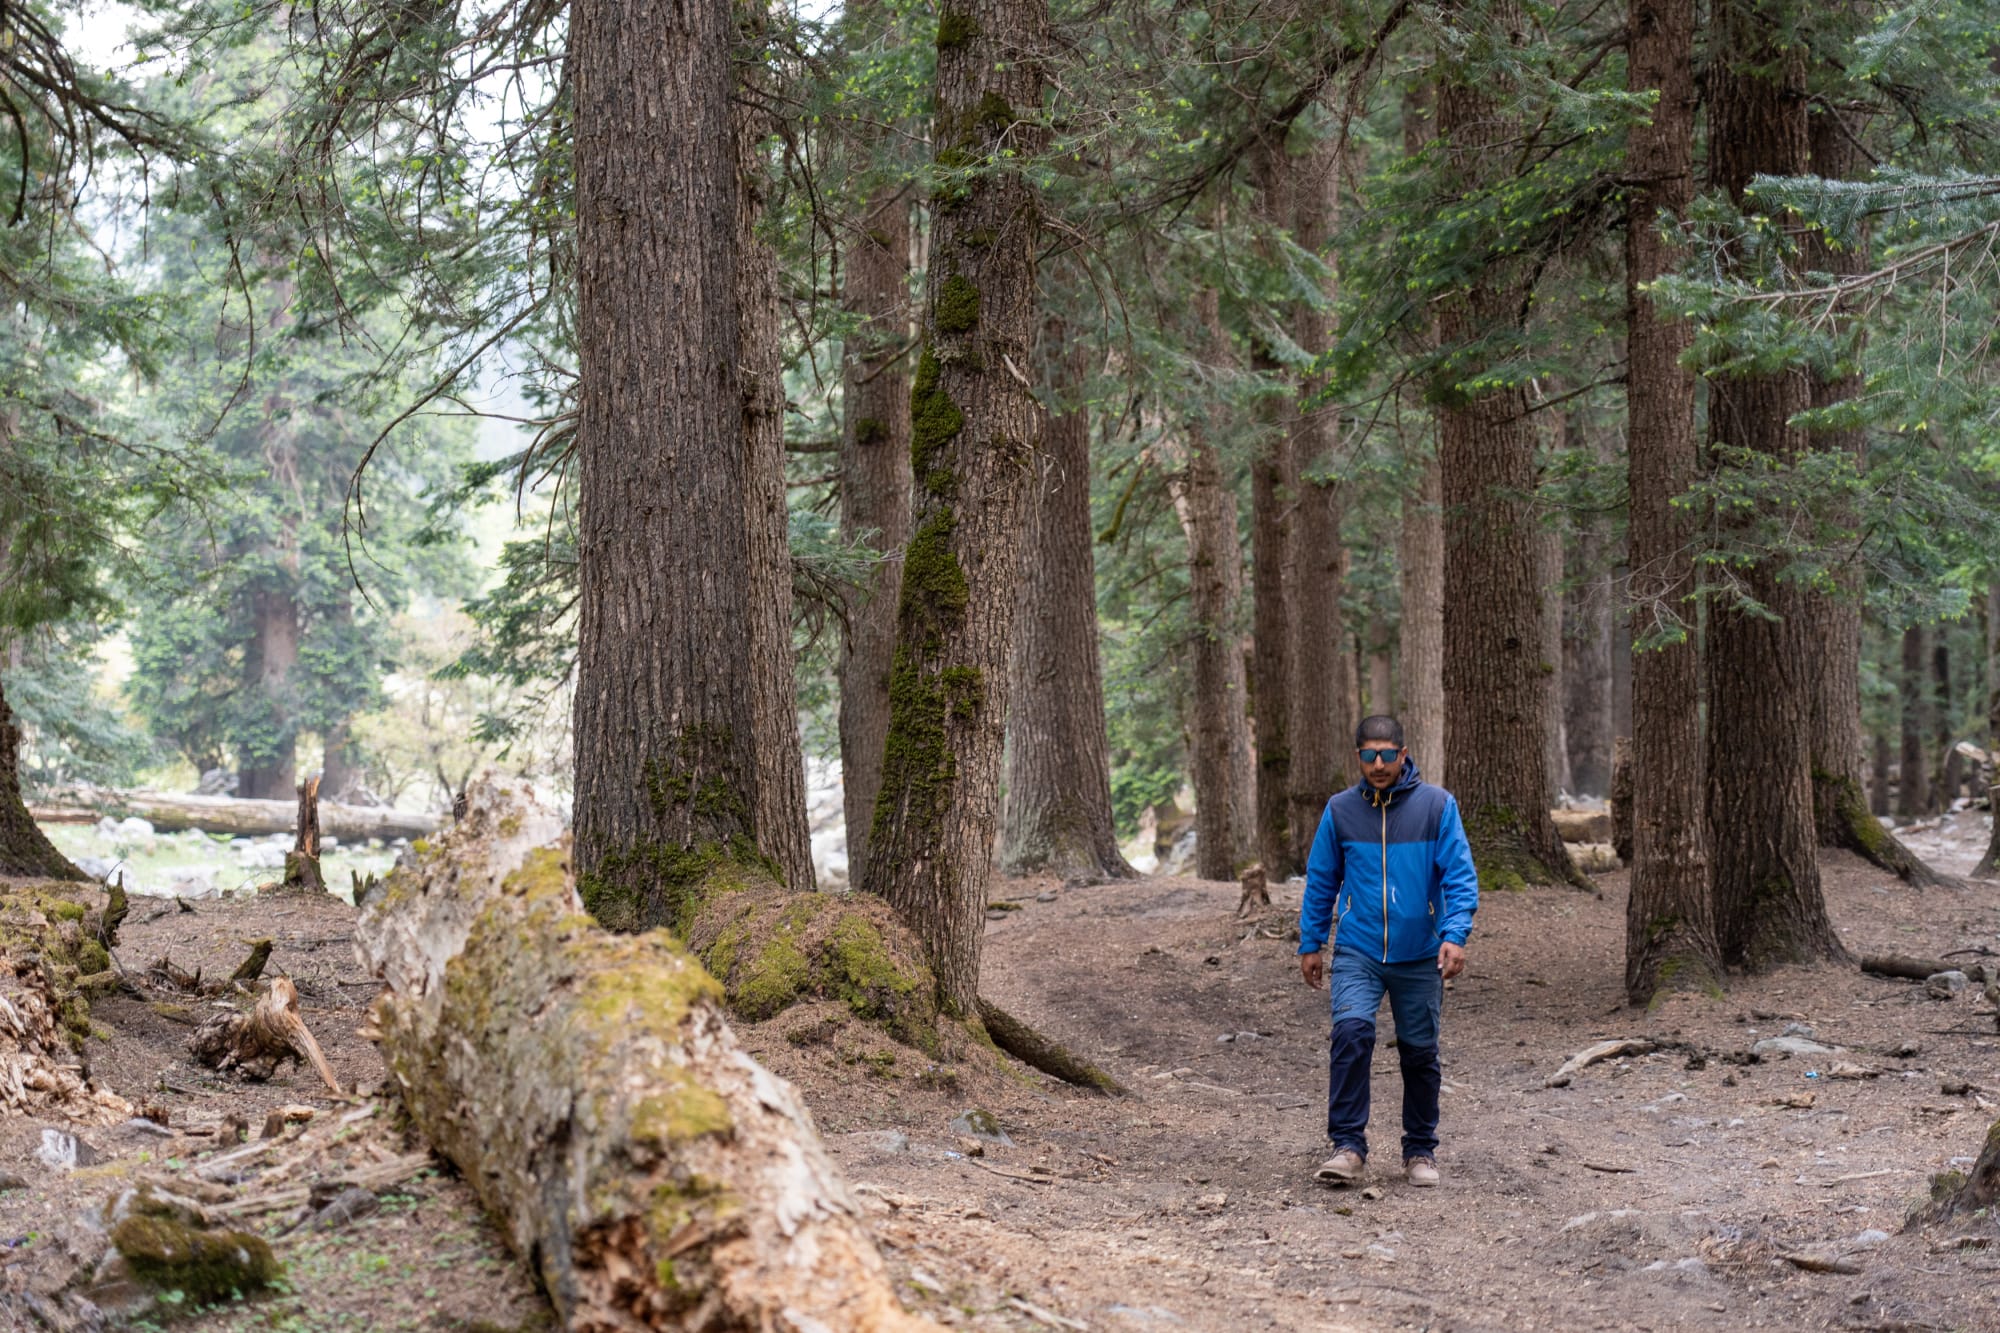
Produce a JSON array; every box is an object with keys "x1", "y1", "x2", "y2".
[{"x1": 1298, "y1": 715, "x2": 1479, "y2": 1187}]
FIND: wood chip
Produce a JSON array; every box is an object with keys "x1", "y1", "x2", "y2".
[{"x1": 1582, "y1": 1162, "x2": 1638, "y2": 1174}]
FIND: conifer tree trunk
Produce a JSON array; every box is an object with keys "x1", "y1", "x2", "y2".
[
  {"x1": 837, "y1": 179, "x2": 913, "y2": 884},
  {"x1": 998, "y1": 330, "x2": 1134, "y2": 880},
  {"x1": 1800, "y1": 110, "x2": 1940, "y2": 884},
  {"x1": 239, "y1": 584, "x2": 300, "y2": 801},
  {"x1": 1395, "y1": 88, "x2": 1444, "y2": 787},
  {"x1": 1398, "y1": 457, "x2": 1445, "y2": 783},
  {"x1": 1435, "y1": 9, "x2": 1580, "y2": 889},
  {"x1": 865, "y1": 0, "x2": 1047, "y2": 1014},
  {"x1": 738, "y1": 59, "x2": 815, "y2": 892},
  {"x1": 571, "y1": 0, "x2": 778, "y2": 927},
  {"x1": 1285, "y1": 125, "x2": 1352, "y2": 865},
  {"x1": 1622, "y1": 0, "x2": 1719, "y2": 1002},
  {"x1": 1934, "y1": 635, "x2": 1963, "y2": 805},
  {"x1": 1871, "y1": 729, "x2": 1892, "y2": 818},
  {"x1": 1171, "y1": 293, "x2": 1254, "y2": 881},
  {"x1": 1704, "y1": 4, "x2": 1845, "y2": 969},
  {"x1": 0, "y1": 677, "x2": 83, "y2": 878},
  {"x1": 1976, "y1": 582, "x2": 2000, "y2": 878},
  {"x1": 1247, "y1": 357, "x2": 1296, "y2": 878},
  {"x1": 1898, "y1": 624, "x2": 1931, "y2": 819},
  {"x1": 1563, "y1": 425, "x2": 1615, "y2": 797},
  {"x1": 1537, "y1": 470, "x2": 1569, "y2": 800}
]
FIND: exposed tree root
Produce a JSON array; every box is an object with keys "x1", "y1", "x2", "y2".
[{"x1": 976, "y1": 999, "x2": 1129, "y2": 1096}]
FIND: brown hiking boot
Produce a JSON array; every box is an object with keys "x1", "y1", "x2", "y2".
[
  {"x1": 1404, "y1": 1156, "x2": 1440, "y2": 1187},
  {"x1": 1314, "y1": 1149, "x2": 1364, "y2": 1184}
]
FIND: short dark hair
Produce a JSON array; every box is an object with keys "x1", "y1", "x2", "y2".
[{"x1": 1355, "y1": 715, "x2": 1405, "y2": 748}]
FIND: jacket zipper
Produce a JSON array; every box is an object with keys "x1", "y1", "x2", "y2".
[{"x1": 1379, "y1": 791, "x2": 1389, "y2": 963}]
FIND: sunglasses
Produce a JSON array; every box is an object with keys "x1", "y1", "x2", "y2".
[{"x1": 1357, "y1": 747, "x2": 1403, "y2": 764}]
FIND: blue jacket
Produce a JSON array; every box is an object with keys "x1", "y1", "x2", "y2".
[{"x1": 1297, "y1": 759, "x2": 1479, "y2": 964}]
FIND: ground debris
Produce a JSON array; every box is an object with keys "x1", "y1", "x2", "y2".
[{"x1": 1546, "y1": 1037, "x2": 1656, "y2": 1086}]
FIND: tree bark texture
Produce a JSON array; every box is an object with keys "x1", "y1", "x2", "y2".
[
  {"x1": 1622, "y1": 0, "x2": 1719, "y2": 1001},
  {"x1": 1435, "y1": 13, "x2": 1580, "y2": 890},
  {"x1": 1934, "y1": 635, "x2": 1963, "y2": 803},
  {"x1": 1398, "y1": 456, "x2": 1445, "y2": 785},
  {"x1": 1703, "y1": 9, "x2": 1846, "y2": 970},
  {"x1": 1563, "y1": 425, "x2": 1615, "y2": 797},
  {"x1": 998, "y1": 330, "x2": 1134, "y2": 880},
  {"x1": 1284, "y1": 124, "x2": 1352, "y2": 867},
  {"x1": 1799, "y1": 111, "x2": 1941, "y2": 884},
  {"x1": 1898, "y1": 624, "x2": 1930, "y2": 818},
  {"x1": 355, "y1": 781, "x2": 935, "y2": 1332},
  {"x1": 1248, "y1": 346, "x2": 1296, "y2": 879},
  {"x1": 1978, "y1": 583, "x2": 2000, "y2": 878},
  {"x1": 1871, "y1": 729, "x2": 1892, "y2": 818},
  {"x1": 239, "y1": 584, "x2": 300, "y2": 801},
  {"x1": 0, "y1": 676, "x2": 83, "y2": 879},
  {"x1": 1396, "y1": 84, "x2": 1445, "y2": 789},
  {"x1": 738, "y1": 62, "x2": 816, "y2": 893},
  {"x1": 838, "y1": 185, "x2": 913, "y2": 885},
  {"x1": 865, "y1": 0, "x2": 1047, "y2": 1016},
  {"x1": 570, "y1": 0, "x2": 773, "y2": 929},
  {"x1": 1170, "y1": 295, "x2": 1254, "y2": 881},
  {"x1": 1537, "y1": 483, "x2": 1569, "y2": 800}
]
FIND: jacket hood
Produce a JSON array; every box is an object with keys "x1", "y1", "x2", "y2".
[{"x1": 1356, "y1": 756, "x2": 1426, "y2": 807}]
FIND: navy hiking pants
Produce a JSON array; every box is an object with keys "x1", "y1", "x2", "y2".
[{"x1": 1325, "y1": 951, "x2": 1443, "y2": 1161}]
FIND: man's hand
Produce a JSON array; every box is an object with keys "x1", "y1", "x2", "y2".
[
  {"x1": 1437, "y1": 941, "x2": 1466, "y2": 981},
  {"x1": 1299, "y1": 951, "x2": 1325, "y2": 990}
]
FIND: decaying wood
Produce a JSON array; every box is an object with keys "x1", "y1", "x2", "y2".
[
  {"x1": 1546, "y1": 1038, "x2": 1656, "y2": 1087},
  {"x1": 230, "y1": 938, "x2": 273, "y2": 984},
  {"x1": 97, "y1": 878, "x2": 128, "y2": 949},
  {"x1": 354, "y1": 779, "x2": 937, "y2": 1331},
  {"x1": 1862, "y1": 955, "x2": 1970, "y2": 982},
  {"x1": 1909, "y1": 1115, "x2": 2000, "y2": 1228},
  {"x1": 1236, "y1": 862, "x2": 1270, "y2": 917},
  {"x1": 280, "y1": 776, "x2": 326, "y2": 894},
  {"x1": 976, "y1": 999, "x2": 1129, "y2": 1096},
  {"x1": 1550, "y1": 808, "x2": 1613, "y2": 844},
  {"x1": 188, "y1": 978, "x2": 342, "y2": 1094},
  {"x1": 32, "y1": 789, "x2": 439, "y2": 843},
  {"x1": 0, "y1": 956, "x2": 132, "y2": 1123}
]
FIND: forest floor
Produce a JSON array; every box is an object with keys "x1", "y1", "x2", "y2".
[{"x1": 4, "y1": 811, "x2": 1998, "y2": 1332}]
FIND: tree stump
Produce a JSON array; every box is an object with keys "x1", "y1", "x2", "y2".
[
  {"x1": 188, "y1": 977, "x2": 341, "y2": 1093},
  {"x1": 354, "y1": 779, "x2": 935, "y2": 1331},
  {"x1": 281, "y1": 777, "x2": 326, "y2": 894}
]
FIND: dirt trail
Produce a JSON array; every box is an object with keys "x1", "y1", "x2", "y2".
[
  {"x1": 4, "y1": 823, "x2": 1997, "y2": 1332},
  {"x1": 778, "y1": 842, "x2": 2000, "y2": 1333}
]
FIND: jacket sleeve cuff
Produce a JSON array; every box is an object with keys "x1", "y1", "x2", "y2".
[{"x1": 1443, "y1": 930, "x2": 1469, "y2": 946}]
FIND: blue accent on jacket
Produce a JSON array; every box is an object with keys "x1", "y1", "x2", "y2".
[{"x1": 1297, "y1": 758, "x2": 1480, "y2": 964}]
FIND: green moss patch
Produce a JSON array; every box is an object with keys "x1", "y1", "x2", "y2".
[
  {"x1": 683, "y1": 888, "x2": 939, "y2": 1050},
  {"x1": 111, "y1": 1214, "x2": 279, "y2": 1304},
  {"x1": 0, "y1": 881, "x2": 119, "y2": 1047}
]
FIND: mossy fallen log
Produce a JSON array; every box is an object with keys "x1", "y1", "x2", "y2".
[{"x1": 354, "y1": 779, "x2": 936, "y2": 1332}]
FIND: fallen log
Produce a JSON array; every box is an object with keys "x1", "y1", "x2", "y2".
[
  {"x1": 34, "y1": 790, "x2": 439, "y2": 844},
  {"x1": 1550, "y1": 808, "x2": 1613, "y2": 845},
  {"x1": 354, "y1": 779, "x2": 935, "y2": 1331},
  {"x1": 1861, "y1": 954, "x2": 1964, "y2": 982}
]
